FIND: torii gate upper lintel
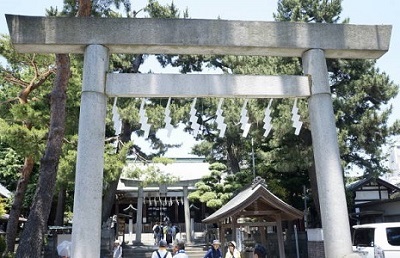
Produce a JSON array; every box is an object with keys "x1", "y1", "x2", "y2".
[
  {"x1": 6, "y1": 15, "x2": 391, "y2": 58},
  {"x1": 6, "y1": 15, "x2": 392, "y2": 258}
]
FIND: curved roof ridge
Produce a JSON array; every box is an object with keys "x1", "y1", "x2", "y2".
[{"x1": 203, "y1": 180, "x2": 303, "y2": 223}]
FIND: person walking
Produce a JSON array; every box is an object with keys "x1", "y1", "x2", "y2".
[
  {"x1": 151, "y1": 240, "x2": 173, "y2": 258},
  {"x1": 204, "y1": 240, "x2": 222, "y2": 258},
  {"x1": 173, "y1": 240, "x2": 189, "y2": 258},
  {"x1": 225, "y1": 241, "x2": 241, "y2": 258},
  {"x1": 153, "y1": 222, "x2": 161, "y2": 244},
  {"x1": 170, "y1": 224, "x2": 177, "y2": 241},
  {"x1": 113, "y1": 240, "x2": 123, "y2": 258}
]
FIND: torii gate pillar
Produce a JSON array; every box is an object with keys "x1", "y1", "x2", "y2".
[
  {"x1": 71, "y1": 45, "x2": 109, "y2": 257},
  {"x1": 303, "y1": 49, "x2": 355, "y2": 257}
]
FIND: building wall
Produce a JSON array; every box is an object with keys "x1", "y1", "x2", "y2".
[
  {"x1": 386, "y1": 143, "x2": 400, "y2": 184},
  {"x1": 307, "y1": 241, "x2": 324, "y2": 258}
]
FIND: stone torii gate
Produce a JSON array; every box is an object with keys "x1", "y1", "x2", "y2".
[{"x1": 6, "y1": 15, "x2": 391, "y2": 258}]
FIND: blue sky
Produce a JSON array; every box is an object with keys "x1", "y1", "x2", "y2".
[{"x1": 1, "y1": 0, "x2": 399, "y2": 158}]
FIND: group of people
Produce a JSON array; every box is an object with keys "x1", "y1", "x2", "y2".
[
  {"x1": 152, "y1": 239, "x2": 188, "y2": 258},
  {"x1": 153, "y1": 222, "x2": 180, "y2": 245},
  {"x1": 204, "y1": 239, "x2": 267, "y2": 258},
  {"x1": 152, "y1": 238, "x2": 267, "y2": 258}
]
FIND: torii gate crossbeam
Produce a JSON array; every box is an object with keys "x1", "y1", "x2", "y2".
[
  {"x1": 6, "y1": 15, "x2": 391, "y2": 258},
  {"x1": 106, "y1": 73, "x2": 311, "y2": 98}
]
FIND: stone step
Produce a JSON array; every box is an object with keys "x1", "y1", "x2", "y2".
[{"x1": 121, "y1": 245, "x2": 207, "y2": 258}]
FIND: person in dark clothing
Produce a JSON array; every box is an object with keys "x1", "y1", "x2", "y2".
[
  {"x1": 204, "y1": 240, "x2": 222, "y2": 258},
  {"x1": 253, "y1": 244, "x2": 267, "y2": 258}
]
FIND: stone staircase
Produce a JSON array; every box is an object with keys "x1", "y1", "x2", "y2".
[
  {"x1": 101, "y1": 232, "x2": 209, "y2": 258},
  {"x1": 121, "y1": 245, "x2": 207, "y2": 258}
]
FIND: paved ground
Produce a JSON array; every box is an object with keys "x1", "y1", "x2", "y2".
[
  {"x1": 111, "y1": 233, "x2": 207, "y2": 258},
  {"x1": 120, "y1": 232, "x2": 205, "y2": 246}
]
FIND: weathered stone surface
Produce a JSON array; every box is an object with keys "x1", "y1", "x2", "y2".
[
  {"x1": 106, "y1": 73, "x2": 311, "y2": 98},
  {"x1": 6, "y1": 15, "x2": 391, "y2": 58}
]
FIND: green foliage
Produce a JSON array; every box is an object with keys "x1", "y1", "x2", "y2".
[
  {"x1": 145, "y1": 0, "x2": 180, "y2": 18},
  {"x1": 103, "y1": 142, "x2": 132, "y2": 188},
  {"x1": 274, "y1": 0, "x2": 342, "y2": 23},
  {"x1": 0, "y1": 119, "x2": 47, "y2": 160},
  {"x1": 188, "y1": 162, "x2": 243, "y2": 209},
  {"x1": 55, "y1": 0, "x2": 132, "y2": 17},
  {"x1": 0, "y1": 144, "x2": 21, "y2": 190},
  {"x1": 0, "y1": 197, "x2": 7, "y2": 216},
  {"x1": 123, "y1": 157, "x2": 179, "y2": 186},
  {"x1": 57, "y1": 136, "x2": 78, "y2": 186},
  {"x1": 0, "y1": 235, "x2": 6, "y2": 254},
  {"x1": 152, "y1": 156, "x2": 173, "y2": 165}
]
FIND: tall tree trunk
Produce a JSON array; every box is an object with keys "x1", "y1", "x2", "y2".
[
  {"x1": 102, "y1": 180, "x2": 119, "y2": 222},
  {"x1": 300, "y1": 129, "x2": 322, "y2": 227},
  {"x1": 308, "y1": 163, "x2": 322, "y2": 227},
  {"x1": 54, "y1": 186, "x2": 66, "y2": 226},
  {"x1": 226, "y1": 138, "x2": 241, "y2": 173},
  {"x1": 5, "y1": 156, "x2": 34, "y2": 254},
  {"x1": 16, "y1": 54, "x2": 70, "y2": 258},
  {"x1": 77, "y1": 0, "x2": 91, "y2": 16}
]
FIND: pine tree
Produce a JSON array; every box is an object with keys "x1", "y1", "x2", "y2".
[{"x1": 0, "y1": 34, "x2": 57, "y2": 254}]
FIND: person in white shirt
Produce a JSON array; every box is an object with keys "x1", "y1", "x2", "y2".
[
  {"x1": 151, "y1": 240, "x2": 173, "y2": 258},
  {"x1": 113, "y1": 240, "x2": 122, "y2": 258},
  {"x1": 225, "y1": 241, "x2": 241, "y2": 258}
]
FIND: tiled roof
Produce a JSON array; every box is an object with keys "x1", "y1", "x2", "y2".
[
  {"x1": 347, "y1": 177, "x2": 400, "y2": 194},
  {"x1": 203, "y1": 181, "x2": 303, "y2": 223}
]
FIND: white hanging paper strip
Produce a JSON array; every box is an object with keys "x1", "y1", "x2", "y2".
[
  {"x1": 139, "y1": 98, "x2": 151, "y2": 138},
  {"x1": 164, "y1": 97, "x2": 173, "y2": 137},
  {"x1": 263, "y1": 99, "x2": 273, "y2": 137},
  {"x1": 189, "y1": 98, "x2": 201, "y2": 136},
  {"x1": 239, "y1": 99, "x2": 251, "y2": 138},
  {"x1": 291, "y1": 98, "x2": 303, "y2": 135},
  {"x1": 112, "y1": 97, "x2": 122, "y2": 136},
  {"x1": 215, "y1": 98, "x2": 227, "y2": 138}
]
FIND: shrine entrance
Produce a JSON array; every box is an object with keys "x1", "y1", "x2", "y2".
[{"x1": 6, "y1": 14, "x2": 391, "y2": 257}]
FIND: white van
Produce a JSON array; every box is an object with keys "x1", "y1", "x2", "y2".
[{"x1": 352, "y1": 222, "x2": 400, "y2": 258}]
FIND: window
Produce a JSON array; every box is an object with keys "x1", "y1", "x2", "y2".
[
  {"x1": 386, "y1": 227, "x2": 400, "y2": 246},
  {"x1": 353, "y1": 228, "x2": 374, "y2": 247}
]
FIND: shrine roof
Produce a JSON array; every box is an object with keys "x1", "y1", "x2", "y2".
[{"x1": 203, "y1": 177, "x2": 303, "y2": 223}]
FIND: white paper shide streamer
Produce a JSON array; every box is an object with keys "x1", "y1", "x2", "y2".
[
  {"x1": 239, "y1": 99, "x2": 251, "y2": 138},
  {"x1": 189, "y1": 98, "x2": 201, "y2": 137},
  {"x1": 215, "y1": 98, "x2": 227, "y2": 138},
  {"x1": 134, "y1": 97, "x2": 304, "y2": 139},
  {"x1": 263, "y1": 99, "x2": 273, "y2": 137},
  {"x1": 139, "y1": 98, "x2": 151, "y2": 138},
  {"x1": 291, "y1": 98, "x2": 303, "y2": 135},
  {"x1": 112, "y1": 97, "x2": 122, "y2": 136},
  {"x1": 164, "y1": 98, "x2": 173, "y2": 137}
]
